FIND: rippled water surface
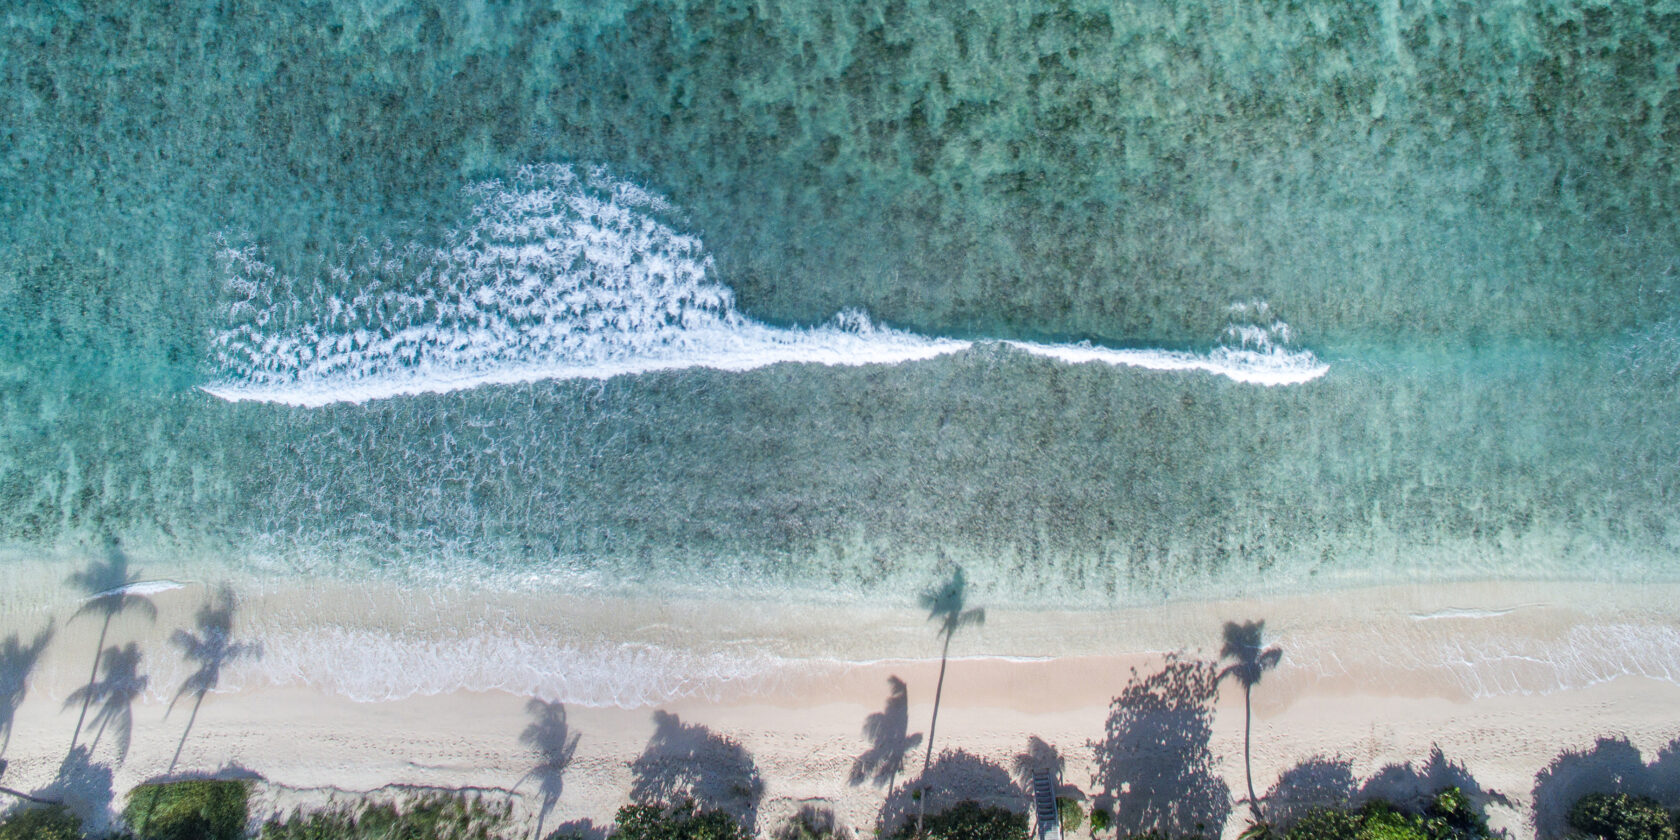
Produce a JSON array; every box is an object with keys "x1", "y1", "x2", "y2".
[{"x1": 5, "y1": 1, "x2": 1680, "y2": 616}]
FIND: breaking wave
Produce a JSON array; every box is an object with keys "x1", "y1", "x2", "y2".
[{"x1": 204, "y1": 164, "x2": 1326, "y2": 407}]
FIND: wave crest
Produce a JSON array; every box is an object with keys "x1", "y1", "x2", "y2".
[{"x1": 204, "y1": 164, "x2": 1326, "y2": 407}]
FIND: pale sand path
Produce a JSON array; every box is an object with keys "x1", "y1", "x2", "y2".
[{"x1": 1, "y1": 579, "x2": 1677, "y2": 839}]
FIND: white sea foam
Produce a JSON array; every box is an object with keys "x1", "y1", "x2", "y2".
[
  {"x1": 87, "y1": 579, "x2": 186, "y2": 600},
  {"x1": 230, "y1": 626, "x2": 795, "y2": 708},
  {"x1": 1282, "y1": 622, "x2": 1680, "y2": 698},
  {"x1": 203, "y1": 164, "x2": 1327, "y2": 407}
]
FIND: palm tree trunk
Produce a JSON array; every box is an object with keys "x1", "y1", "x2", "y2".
[
  {"x1": 1244, "y1": 683, "x2": 1261, "y2": 820},
  {"x1": 168, "y1": 691, "x2": 206, "y2": 773},
  {"x1": 70, "y1": 615, "x2": 111, "y2": 750},
  {"x1": 916, "y1": 632, "x2": 954, "y2": 837}
]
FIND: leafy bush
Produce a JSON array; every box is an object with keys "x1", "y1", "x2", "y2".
[
  {"x1": 776, "y1": 807, "x2": 850, "y2": 840},
  {"x1": 1567, "y1": 793, "x2": 1677, "y2": 840},
  {"x1": 126, "y1": 780, "x2": 250, "y2": 840},
  {"x1": 1284, "y1": 791, "x2": 1489, "y2": 840},
  {"x1": 1422, "y1": 788, "x2": 1491, "y2": 840},
  {"x1": 891, "y1": 800, "x2": 1028, "y2": 840},
  {"x1": 261, "y1": 792, "x2": 515, "y2": 840},
  {"x1": 613, "y1": 801, "x2": 750, "y2": 840},
  {"x1": 1089, "y1": 809, "x2": 1111, "y2": 833},
  {"x1": 0, "y1": 804, "x2": 83, "y2": 840},
  {"x1": 1288, "y1": 807, "x2": 1363, "y2": 840},
  {"x1": 1058, "y1": 798, "x2": 1085, "y2": 834},
  {"x1": 1355, "y1": 803, "x2": 1427, "y2": 840}
]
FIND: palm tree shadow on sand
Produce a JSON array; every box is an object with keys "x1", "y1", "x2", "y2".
[
  {"x1": 914, "y1": 566, "x2": 986, "y2": 835},
  {"x1": 849, "y1": 676, "x2": 922, "y2": 790},
  {"x1": 64, "y1": 643, "x2": 147, "y2": 765},
  {"x1": 66, "y1": 540, "x2": 157, "y2": 751},
  {"x1": 519, "y1": 699, "x2": 581, "y2": 840},
  {"x1": 629, "y1": 710, "x2": 764, "y2": 832},
  {"x1": 167, "y1": 584, "x2": 262, "y2": 772},
  {"x1": 1089, "y1": 654, "x2": 1231, "y2": 840},
  {"x1": 0, "y1": 623, "x2": 54, "y2": 757},
  {"x1": 1219, "y1": 619, "x2": 1282, "y2": 822}
]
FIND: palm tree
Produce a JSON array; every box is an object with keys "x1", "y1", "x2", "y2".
[
  {"x1": 916, "y1": 566, "x2": 985, "y2": 834},
  {"x1": 167, "y1": 585, "x2": 261, "y2": 772},
  {"x1": 64, "y1": 642, "x2": 147, "y2": 764},
  {"x1": 1219, "y1": 620, "x2": 1282, "y2": 822},
  {"x1": 66, "y1": 542, "x2": 156, "y2": 750},
  {"x1": 518, "y1": 699, "x2": 580, "y2": 840}
]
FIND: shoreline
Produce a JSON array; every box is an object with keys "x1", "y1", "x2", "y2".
[{"x1": 2, "y1": 578, "x2": 1678, "y2": 838}]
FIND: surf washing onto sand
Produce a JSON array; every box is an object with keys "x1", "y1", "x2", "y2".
[{"x1": 203, "y1": 164, "x2": 1326, "y2": 407}]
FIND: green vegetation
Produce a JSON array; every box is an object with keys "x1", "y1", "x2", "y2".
[
  {"x1": 1057, "y1": 797, "x2": 1085, "y2": 834},
  {"x1": 1279, "y1": 790, "x2": 1491, "y2": 840},
  {"x1": 125, "y1": 780, "x2": 249, "y2": 840},
  {"x1": 260, "y1": 792, "x2": 514, "y2": 840},
  {"x1": 892, "y1": 800, "x2": 1027, "y2": 840},
  {"x1": 612, "y1": 801, "x2": 751, "y2": 840},
  {"x1": 1567, "y1": 793, "x2": 1677, "y2": 840},
  {"x1": 0, "y1": 804, "x2": 83, "y2": 840},
  {"x1": 775, "y1": 808, "x2": 850, "y2": 840},
  {"x1": 1090, "y1": 809, "x2": 1111, "y2": 834},
  {"x1": 1421, "y1": 787, "x2": 1491, "y2": 840}
]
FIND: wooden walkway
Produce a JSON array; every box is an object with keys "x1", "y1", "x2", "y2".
[{"x1": 1032, "y1": 768, "x2": 1062, "y2": 840}]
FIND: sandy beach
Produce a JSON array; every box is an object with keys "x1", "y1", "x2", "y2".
[{"x1": 2, "y1": 578, "x2": 1678, "y2": 839}]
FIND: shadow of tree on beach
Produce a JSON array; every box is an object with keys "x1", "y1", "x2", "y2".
[
  {"x1": 0, "y1": 622, "x2": 54, "y2": 756},
  {"x1": 878, "y1": 748, "x2": 1023, "y2": 837},
  {"x1": 168, "y1": 584, "x2": 262, "y2": 772},
  {"x1": 66, "y1": 540, "x2": 156, "y2": 751},
  {"x1": 520, "y1": 699, "x2": 581, "y2": 840},
  {"x1": 1012, "y1": 736, "x2": 1067, "y2": 790},
  {"x1": 1531, "y1": 736, "x2": 1680, "y2": 839},
  {"x1": 1219, "y1": 620, "x2": 1282, "y2": 822},
  {"x1": 629, "y1": 710, "x2": 763, "y2": 831},
  {"x1": 850, "y1": 676, "x2": 922, "y2": 790},
  {"x1": 1362, "y1": 746, "x2": 1509, "y2": 814},
  {"x1": 1261, "y1": 756, "x2": 1358, "y2": 827},
  {"x1": 1089, "y1": 654, "x2": 1230, "y2": 839},
  {"x1": 1263, "y1": 747, "x2": 1505, "y2": 828},
  {"x1": 33, "y1": 746, "x2": 114, "y2": 831},
  {"x1": 64, "y1": 642, "x2": 147, "y2": 765}
]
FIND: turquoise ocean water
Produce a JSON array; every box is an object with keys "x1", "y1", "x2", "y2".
[{"x1": 4, "y1": 1, "x2": 1680, "y2": 699}]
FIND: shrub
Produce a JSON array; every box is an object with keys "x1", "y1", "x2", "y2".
[
  {"x1": 1567, "y1": 793, "x2": 1677, "y2": 840},
  {"x1": 261, "y1": 792, "x2": 515, "y2": 840},
  {"x1": 0, "y1": 804, "x2": 83, "y2": 840},
  {"x1": 1355, "y1": 803, "x2": 1426, "y2": 840},
  {"x1": 777, "y1": 807, "x2": 850, "y2": 840},
  {"x1": 1089, "y1": 809, "x2": 1111, "y2": 833},
  {"x1": 1057, "y1": 798, "x2": 1085, "y2": 834},
  {"x1": 1422, "y1": 787, "x2": 1490, "y2": 840},
  {"x1": 1284, "y1": 791, "x2": 1493, "y2": 840},
  {"x1": 126, "y1": 780, "x2": 250, "y2": 840},
  {"x1": 613, "y1": 801, "x2": 750, "y2": 840},
  {"x1": 892, "y1": 800, "x2": 1028, "y2": 840},
  {"x1": 1288, "y1": 808, "x2": 1363, "y2": 840}
]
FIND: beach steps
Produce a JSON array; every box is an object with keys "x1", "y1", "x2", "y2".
[{"x1": 1033, "y1": 768, "x2": 1062, "y2": 840}]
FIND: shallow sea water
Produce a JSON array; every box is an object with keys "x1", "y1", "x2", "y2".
[{"x1": 4, "y1": 1, "x2": 1680, "y2": 700}]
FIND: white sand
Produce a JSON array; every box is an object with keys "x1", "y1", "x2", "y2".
[{"x1": 2, "y1": 579, "x2": 1678, "y2": 839}]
